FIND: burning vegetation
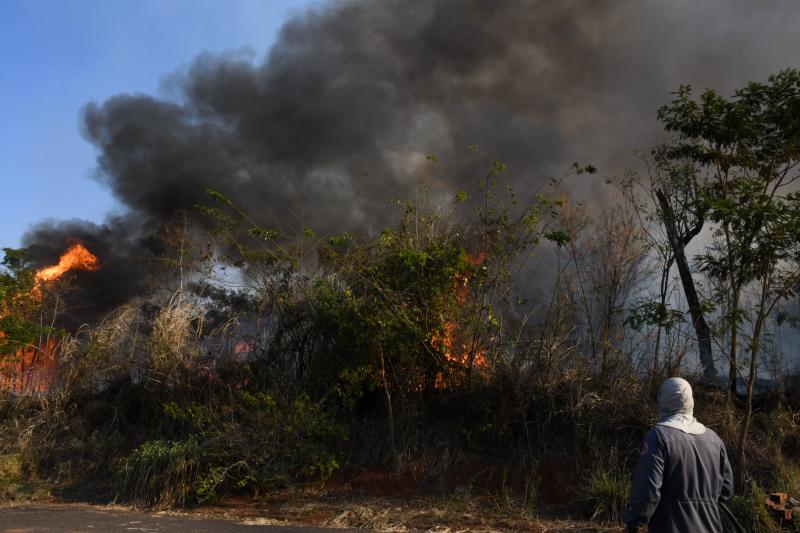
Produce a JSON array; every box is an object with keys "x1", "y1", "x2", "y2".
[
  {"x1": 2, "y1": 0, "x2": 800, "y2": 527},
  {"x1": 0, "y1": 243, "x2": 99, "y2": 395},
  {"x1": 431, "y1": 251, "x2": 489, "y2": 388},
  {"x1": 1, "y1": 141, "x2": 800, "y2": 532},
  {"x1": 33, "y1": 243, "x2": 99, "y2": 285}
]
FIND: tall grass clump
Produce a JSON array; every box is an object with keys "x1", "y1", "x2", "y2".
[
  {"x1": 727, "y1": 481, "x2": 780, "y2": 533},
  {"x1": 120, "y1": 438, "x2": 203, "y2": 507},
  {"x1": 579, "y1": 465, "x2": 631, "y2": 524},
  {"x1": 149, "y1": 293, "x2": 205, "y2": 376}
]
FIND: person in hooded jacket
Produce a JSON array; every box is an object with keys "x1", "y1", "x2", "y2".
[{"x1": 623, "y1": 377, "x2": 734, "y2": 533}]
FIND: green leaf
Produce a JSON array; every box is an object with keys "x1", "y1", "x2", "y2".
[
  {"x1": 248, "y1": 227, "x2": 279, "y2": 241},
  {"x1": 489, "y1": 160, "x2": 507, "y2": 176},
  {"x1": 205, "y1": 188, "x2": 233, "y2": 206},
  {"x1": 544, "y1": 229, "x2": 571, "y2": 246}
]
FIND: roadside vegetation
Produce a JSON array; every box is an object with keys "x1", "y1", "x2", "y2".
[{"x1": 1, "y1": 71, "x2": 800, "y2": 532}]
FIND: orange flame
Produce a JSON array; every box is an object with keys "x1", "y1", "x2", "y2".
[
  {"x1": 432, "y1": 251, "x2": 488, "y2": 388},
  {"x1": 35, "y1": 243, "x2": 100, "y2": 285}
]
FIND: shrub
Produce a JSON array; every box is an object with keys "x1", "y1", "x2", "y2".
[{"x1": 121, "y1": 388, "x2": 346, "y2": 505}]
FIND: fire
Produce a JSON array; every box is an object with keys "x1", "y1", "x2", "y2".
[
  {"x1": 431, "y1": 251, "x2": 488, "y2": 388},
  {"x1": 466, "y1": 250, "x2": 486, "y2": 266},
  {"x1": 29, "y1": 243, "x2": 100, "y2": 300},
  {"x1": 35, "y1": 243, "x2": 100, "y2": 285},
  {"x1": 1, "y1": 243, "x2": 99, "y2": 395}
]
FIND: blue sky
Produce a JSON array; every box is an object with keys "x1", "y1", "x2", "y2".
[{"x1": 0, "y1": 0, "x2": 318, "y2": 249}]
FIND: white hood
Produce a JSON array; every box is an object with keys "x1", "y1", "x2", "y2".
[{"x1": 656, "y1": 377, "x2": 706, "y2": 435}]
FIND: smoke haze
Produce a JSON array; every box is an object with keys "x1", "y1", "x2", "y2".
[{"x1": 22, "y1": 0, "x2": 800, "y2": 311}]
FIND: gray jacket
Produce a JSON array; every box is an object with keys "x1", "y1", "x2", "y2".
[{"x1": 624, "y1": 424, "x2": 734, "y2": 532}]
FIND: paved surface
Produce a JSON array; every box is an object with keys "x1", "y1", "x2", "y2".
[{"x1": 0, "y1": 504, "x2": 335, "y2": 532}]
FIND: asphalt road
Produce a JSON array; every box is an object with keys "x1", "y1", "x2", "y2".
[{"x1": 0, "y1": 504, "x2": 336, "y2": 533}]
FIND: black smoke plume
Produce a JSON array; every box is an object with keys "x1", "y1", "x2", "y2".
[{"x1": 22, "y1": 0, "x2": 800, "y2": 317}]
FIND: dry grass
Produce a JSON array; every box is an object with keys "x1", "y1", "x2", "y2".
[
  {"x1": 0, "y1": 453, "x2": 50, "y2": 501},
  {"x1": 193, "y1": 492, "x2": 625, "y2": 533},
  {"x1": 59, "y1": 304, "x2": 143, "y2": 391},
  {"x1": 149, "y1": 292, "x2": 205, "y2": 375}
]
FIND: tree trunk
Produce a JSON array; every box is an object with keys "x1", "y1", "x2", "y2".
[
  {"x1": 735, "y1": 338, "x2": 758, "y2": 492},
  {"x1": 378, "y1": 347, "x2": 397, "y2": 459},
  {"x1": 655, "y1": 189, "x2": 716, "y2": 381},
  {"x1": 652, "y1": 259, "x2": 673, "y2": 381},
  {"x1": 728, "y1": 287, "x2": 740, "y2": 396},
  {"x1": 735, "y1": 280, "x2": 768, "y2": 492}
]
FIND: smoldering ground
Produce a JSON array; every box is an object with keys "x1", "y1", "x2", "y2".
[{"x1": 21, "y1": 0, "x2": 800, "y2": 314}]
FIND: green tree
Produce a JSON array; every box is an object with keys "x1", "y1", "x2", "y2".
[
  {"x1": 0, "y1": 248, "x2": 53, "y2": 395},
  {"x1": 657, "y1": 69, "x2": 800, "y2": 490},
  {"x1": 0, "y1": 248, "x2": 41, "y2": 354}
]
